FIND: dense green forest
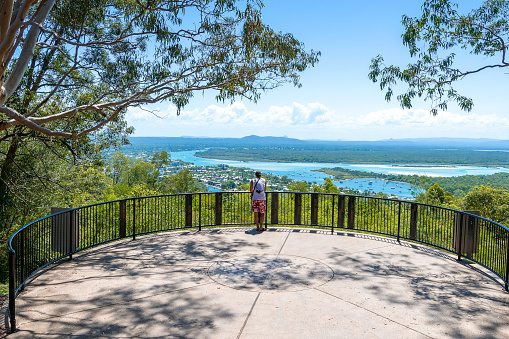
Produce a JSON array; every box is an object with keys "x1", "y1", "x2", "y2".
[
  {"x1": 0, "y1": 151, "x2": 205, "y2": 283},
  {"x1": 124, "y1": 136, "x2": 509, "y2": 166},
  {"x1": 196, "y1": 147, "x2": 509, "y2": 166},
  {"x1": 4, "y1": 136, "x2": 509, "y2": 285},
  {"x1": 317, "y1": 167, "x2": 509, "y2": 197}
]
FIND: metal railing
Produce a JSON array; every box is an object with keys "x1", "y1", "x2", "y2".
[{"x1": 7, "y1": 191, "x2": 509, "y2": 332}]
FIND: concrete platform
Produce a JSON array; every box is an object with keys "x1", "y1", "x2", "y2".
[{"x1": 7, "y1": 227, "x2": 509, "y2": 338}]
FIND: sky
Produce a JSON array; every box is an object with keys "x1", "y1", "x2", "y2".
[{"x1": 126, "y1": 0, "x2": 508, "y2": 141}]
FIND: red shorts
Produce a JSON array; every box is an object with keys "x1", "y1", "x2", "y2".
[{"x1": 251, "y1": 200, "x2": 266, "y2": 213}]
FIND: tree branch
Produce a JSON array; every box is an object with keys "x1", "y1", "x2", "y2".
[
  {"x1": 2, "y1": 0, "x2": 56, "y2": 104},
  {"x1": 0, "y1": 0, "x2": 14, "y2": 42}
]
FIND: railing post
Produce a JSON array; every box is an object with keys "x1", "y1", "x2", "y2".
[
  {"x1": 133, "y1": 199, "x2": 136, "y2": 240},
  {"x1": 215, "y1": 192, "x2": 222, "y2": 226},
  {"x1": 466, "y1": 215, "x2": 474, "y2": 258},
  {"x1": 271, "y1": 192, "x2": 279, "y2": 225},
  {"x1": 265, "y1": 193, "x2": 269, "y2": 230},
  {"x1": 331, "y1": 195, "x2": 335, "y2": 234},
  {"x1": 311, "y1": 193, "x2": 318, "y2": 225},
  {"x1": 294, "y1": 193, "x2": 302, "y2": 225},
  {"x1": 185, "y1": 194, "x2": 193, "y2": 227},
  {"x1": 338, "y1": 195, "x2": 345, "y2": 228},
  {"x1": 199, "y1": 194, "x2": 202, "y2": 231},
  {"x1": 457, "y1": 213, "x2": 464, "y2": 261},
  {"x1": 347, "y1": 196, "x2": 355, "y2": 229},
  {"x1": 19, "y1": 232, "x2": 25, "y2": 286},
  {"x1": 397, "y1": 201, "x2": 401, "y2": 242},
  {"x1": 119, "y1": 200, "x2": 127, "y2": 239},
  {"x1": 410, "y1": 203, "x2": 418, "y2": 240},
  {"x1": 69, "y1": 209, "x2": 76, "y2": 260},
  {"x1": 8, "y1": 249, "x2": 16, "y2": 332}
]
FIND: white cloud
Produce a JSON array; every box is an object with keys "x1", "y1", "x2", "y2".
[
  {"x1": 126, "y1": 102, "x2": 509, "y2": 140},
  {"x1": 356, "y1": 108, "x2": 509, "y2": 127},
  {"x1": 357, "y1": 108, "x2": 430, "y2": 126},
  {"x1": 134, "y1": 101, "x2": 337, "y2": 126}
]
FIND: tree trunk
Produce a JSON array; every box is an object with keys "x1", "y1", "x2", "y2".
[{"x1": 0, "y1": 134, "x2": 19, "y2": 232}]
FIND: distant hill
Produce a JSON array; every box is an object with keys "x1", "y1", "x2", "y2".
[
  {"x1": 387, "y1": 138, "x2": 509, "y2": 150},
  {"x1": 127, "y1": 136, "x2": 509, "y2": 150},
  {"x1": 122, "y1": 136, "x2": 509, "y2": 166}
]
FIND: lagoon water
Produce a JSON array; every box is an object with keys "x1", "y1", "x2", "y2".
[{"x1": 171, "y1": 150, "x2": 509, "y2": 199}]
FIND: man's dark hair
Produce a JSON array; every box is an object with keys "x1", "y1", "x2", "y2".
[{"x1": 255, "y1": 170, "x2": 262, "y2": 178}]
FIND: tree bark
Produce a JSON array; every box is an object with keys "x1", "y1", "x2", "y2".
[{"x1": 0, "y1": 132, "x2": 19, "y2": 230}]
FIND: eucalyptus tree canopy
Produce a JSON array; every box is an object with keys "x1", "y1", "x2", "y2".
[
  {"x1": 0, "y1": 0, "x2": 318, "y2": 233},
  {"x1": 369, "y1": 0, "x2": 509, "y2": 114},
  {"x1": 0, "y1": 0, "x2": 319, "y2": 139}
]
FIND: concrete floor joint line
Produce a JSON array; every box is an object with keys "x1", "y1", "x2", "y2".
[
  {"x1": 276, "y1": 229, "x2": 292, "y2": 256},
  {"x1": 236, "y1": 292, "x2": 261, "y2": 339},
  {"x1": 314, "y1": 287, "x2": 434, "y2": 339}
]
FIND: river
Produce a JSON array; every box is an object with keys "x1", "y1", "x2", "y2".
[{"x1": 170, "y1": 150, "x2": 509, "y2": 199}]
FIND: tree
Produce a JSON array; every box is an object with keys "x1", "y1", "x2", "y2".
[
  {"x1": 1, "y1": 0, "x2": 319, "y2": 139},
  {"x1": 61, "y1": 165, "x2": 113, "y2": 207},
  {"x1": 166, "y1": 168, "x2": 203, "y2": 193},
  {"x1": 322, "y1": 177, "x2": 339, "y2": 193},
  {"x1": 416, "y1": 183, "x2": 454, "y2": 206},
  {"x1": 127, "y1": 159, "x2": 159, "y2": 187},
  {"x1": 312, "y1": 184, "x2": 323, "y2": 193},
  {"x1": 288, "y1": 181, "x2": 309, "y2": 192},
  {"x1": 369, "y1": 0, "x2": 509, "y2": 114},
  {"x1": 107, "y1": 152, "x2": 133, "y2": 184},
  {"x1": 0, "y1": 0, "x2": 318, "y2": 233},
  {"x1": 151, "y1": 151, "x2": 169, "y2": 172},
  {"x1": 462, "y1": 185, "x2": 509, "y2": 224},
  {"x1": 221, "y1": 179, "x2": 236, "y2": 190}
]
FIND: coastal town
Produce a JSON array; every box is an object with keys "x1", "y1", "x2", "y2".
[
  {"x1": 167, "y1": 161, "x2": 299, "y2": 191},
  {"x1": 163, "y1": 160, "x2": 388, "y2": 197}
]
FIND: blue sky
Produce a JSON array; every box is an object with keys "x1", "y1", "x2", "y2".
[{"x1": 126, "y1": 0, "x2": 508, "y2": 141}]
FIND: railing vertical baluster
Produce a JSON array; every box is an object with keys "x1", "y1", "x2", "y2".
[
  {"x1": 9, "y1": 249, "x2": 16, "y2": 332},
  {"x1": 264, "y1": 192, "x2": 269, "y2": 230},
  {"x1": 505, "y1": 232, "x2": 509, "y2": 291}
]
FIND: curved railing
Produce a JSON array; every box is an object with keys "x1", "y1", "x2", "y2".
[{"x1": 7, "y1": 191, "x2": 509, "y2": 331}]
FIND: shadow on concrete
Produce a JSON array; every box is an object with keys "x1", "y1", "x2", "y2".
[{"x1": 7, "y1": 227, "x2": 509, "y2": 338}]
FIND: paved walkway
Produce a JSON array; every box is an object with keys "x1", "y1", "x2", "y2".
[{"x1": 7, "y1": 227, "x2": 509, "y2": 338}]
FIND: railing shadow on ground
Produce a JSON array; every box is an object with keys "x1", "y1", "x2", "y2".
[
  {"x1": 6, "y1": 191, "x2": 509, "y2": 333},
  {"x1": 7, "y1": 229, "x2": 276, "y2": 337},
  {"x1": 7, "y1": 227, "x2": 509, "y2": 338}
]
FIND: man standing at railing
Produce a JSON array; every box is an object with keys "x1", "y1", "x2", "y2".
[{"x1": 250, "y1": 170, "x2": 267, "y2": 232}]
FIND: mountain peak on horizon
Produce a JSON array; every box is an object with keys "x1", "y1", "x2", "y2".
[{"x1": 242, "y1": 135, "x2": 295, "y2": 140}]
